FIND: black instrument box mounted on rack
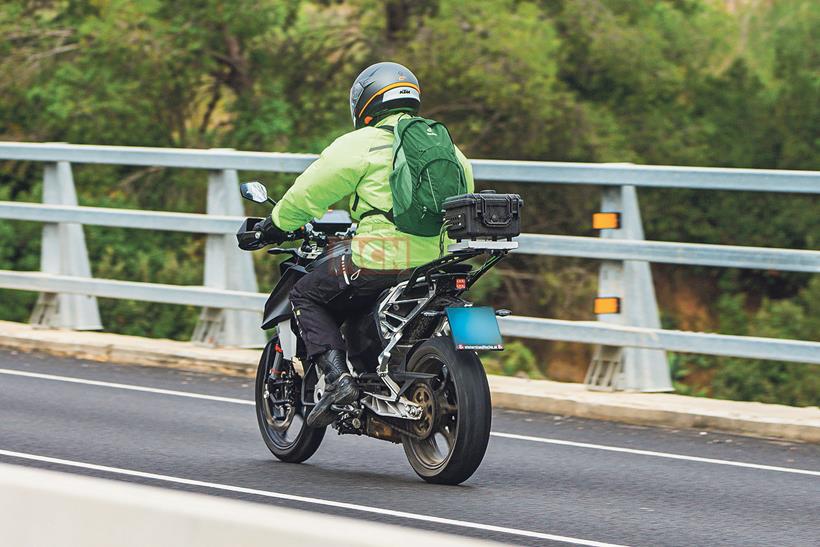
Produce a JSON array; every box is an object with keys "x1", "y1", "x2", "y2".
[{"x1": 442, "y1": 191, "x2": 523, "y2": 241}]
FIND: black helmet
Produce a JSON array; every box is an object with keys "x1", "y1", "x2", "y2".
[{"x1": 349, "y1": 62, "x2": 420, "y2": 129}]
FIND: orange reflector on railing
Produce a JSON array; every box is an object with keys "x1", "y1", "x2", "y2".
[
  {"x1": 594, "y1": 297, "x2": 621, "y2": 314},
  {"x1": 593, "y1": 212, "x2": 620, "y2": 230}
]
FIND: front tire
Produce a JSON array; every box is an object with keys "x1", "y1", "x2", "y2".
[
  {"x1": 255, "y1": 339, "x2": 325, "y2": 463},
  {"x1": 402, "y1": 336, "x2": 492, "y2": 485}
]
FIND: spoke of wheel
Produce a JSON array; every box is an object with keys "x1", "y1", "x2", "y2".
[
  {"x1": 438, "y1": 427, "x2": 455, "y2": 458},
  {"x1": 437, "y1": 389, "x2": 457, "y2": 415}
]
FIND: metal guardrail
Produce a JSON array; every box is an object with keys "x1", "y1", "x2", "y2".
[
  {"x1": 1, "y1": 142, "x2": 818, "y2": 392},
  {"x1": 1, "y1": 270, "x2": 817, "y2": 366},
  {"x1": 2, "y1": 202, "x2": 819, "y2": 272},
  {"x1": 499, "y1": 317, "x2": 820, "y2": 365},
  {"x1": 2, "y1": 142, "x2": 818, "y2": 192},
  {"x1": 0, "y1": 270, "x2": 268, "y2": 311}
]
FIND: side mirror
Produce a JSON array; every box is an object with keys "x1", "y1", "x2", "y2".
[{"x1": 239, "y1": 181, "x2": 272, "y2": 204}]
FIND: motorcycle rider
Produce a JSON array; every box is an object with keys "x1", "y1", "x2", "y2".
[{"x1": 255, "y1": 62, "x2": 474, "y2": 427}]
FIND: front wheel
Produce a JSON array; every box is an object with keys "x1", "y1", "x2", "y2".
[
  {"x1": 255, "y1": 338, "x2": 325, "y2": 463},
  {"x1": 401, "y1": 336, "x2": 492, "y2": 485}
]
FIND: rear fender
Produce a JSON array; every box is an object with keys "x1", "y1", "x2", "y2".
[{"x1": 401, "y1": 328, "x2": 449, "y2": 372}]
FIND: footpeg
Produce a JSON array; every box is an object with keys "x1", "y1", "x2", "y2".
[
  {"x1": 331, "y1": 404, "x2": 358, "y2": 413},
  {"x1": 306, "y1": 374, "x2": 359, "y2": 428}
]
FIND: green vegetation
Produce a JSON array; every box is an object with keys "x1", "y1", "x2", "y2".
[
  {"x1": 483, "y1": 341, "x2": 542, "y2": 379},
  {"x1": 0, "y1": 1, "x2": 817, "y2": 405}
]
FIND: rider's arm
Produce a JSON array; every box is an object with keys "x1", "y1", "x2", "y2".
[
  {"x1": 271, "y1": 132, "x2": 365, "y2": 231},
  {"x1": 455, "y1": 146, "x2": 475, "y2": 193}
]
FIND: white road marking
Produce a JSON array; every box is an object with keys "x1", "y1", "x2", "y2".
[
  {"x1": 489, "y1": 432, "x2": 820, "y2": 477},
  {"x1": 0, "y1": 368, "x2": 254, "y2": 406},
  {"x1": 0, "y1": 449, "x2": 623, "y2": 547},
  {"x1": 1, "y1": 367, "x2": 817, "y2": 477}
]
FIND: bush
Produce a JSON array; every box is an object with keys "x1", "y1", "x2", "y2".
[
  {"x1": 483, "y1": 340, "x2": 542, "y2": 379},
  {"x1": 674, "y1": 278, "x2": 820, "y2": 407}
]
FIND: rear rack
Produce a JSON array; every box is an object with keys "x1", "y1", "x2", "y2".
[{"x1": 448, "y1": 240, "x2": 519, "y2": 253}]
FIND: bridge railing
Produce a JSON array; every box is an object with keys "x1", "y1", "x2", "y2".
[{"x1": 1, "y1": 142, "x2": 818, "y2": 392}]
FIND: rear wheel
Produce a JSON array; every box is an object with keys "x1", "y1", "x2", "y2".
[
  {"x1": 401, "y1": 336, "x2": 491, "y2": 485},
  {"x1": 255, "y1": 339, "x2": 324, "y2": 463}
]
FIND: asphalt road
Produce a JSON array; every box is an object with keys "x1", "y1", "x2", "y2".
[{"x1": 0, "y1": 349, "x2": 817, "y2": 546}]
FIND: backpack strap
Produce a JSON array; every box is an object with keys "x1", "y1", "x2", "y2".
[
  {"x1": 358, "y1": 125, "x2": 396, "y2": 222},
  {"x1": 360, "y1": 208, "x2": 394, "y2": 222},
  {"x1": 353, "y1": 192, "x2": 394, "y2": 223}
]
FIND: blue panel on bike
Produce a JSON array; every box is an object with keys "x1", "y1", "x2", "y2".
[{"x1": 446, "y1": 307, "x2": 504, "y2": 351}]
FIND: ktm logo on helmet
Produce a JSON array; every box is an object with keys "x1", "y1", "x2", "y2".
[{"x1": 398, "y1": 89, "x2": 411, "y2": 95}]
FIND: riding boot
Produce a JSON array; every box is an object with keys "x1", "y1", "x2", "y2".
[{"x1": 306, "y1": 349, "x2": 358, "y2": 428}]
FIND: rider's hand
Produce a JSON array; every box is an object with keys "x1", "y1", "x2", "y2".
[
  {"x1": 289, "y1": 226, "x2": 307, "y2": 241},
  {"x1": 253, "y1": 217, "x2": 289, "y2": 243}
]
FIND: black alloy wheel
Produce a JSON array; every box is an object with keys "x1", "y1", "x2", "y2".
[
  {"x1": 401, "y1": 336, "x2": 492, "y2": 484},
  {"x1": 255, "y1": 338, "x2": 325, "y2": 463}
]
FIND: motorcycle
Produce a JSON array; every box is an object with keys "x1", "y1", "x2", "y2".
[{"x1": 237, "y1": 181, "x2": 520, "y2": 485}]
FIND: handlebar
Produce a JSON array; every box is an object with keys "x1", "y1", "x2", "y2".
[
  {"x1": 263, "y1": 224, "x2": 331, "y2": 259},
  {"x1": 257, "y1": 222, "x2": 353, "y2": 258},
  {"x1": 238, "y1": 214, "x2": 354, "y2": 255}
]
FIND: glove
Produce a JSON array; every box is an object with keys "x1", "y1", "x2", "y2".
[{"x1": 253, "y1": 216, "x2": 289, "y2": 243}]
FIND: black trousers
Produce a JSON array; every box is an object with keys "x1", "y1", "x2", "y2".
[{"x1": 290, "y1": 247, "x2": 399, "y2": 359}]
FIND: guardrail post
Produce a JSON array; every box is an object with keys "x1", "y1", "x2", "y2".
[
  {"x1": 30, "y1": 161, "x2": 102, "y2": 330},
  {"x1": 586, "y1": 185, "x2": 672, "y2": 392},
  {"x1": 193, "y1": 166, "x2": 265, "y2": 347}
]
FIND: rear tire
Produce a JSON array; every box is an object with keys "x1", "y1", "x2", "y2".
[
  {"x1": 401, "y1": 336, "x2": 491, "y2": 485},
  {"x1": 255, "y1": 339, "x2": 325, "y2": 463}
]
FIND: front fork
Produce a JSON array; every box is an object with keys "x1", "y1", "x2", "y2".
[{"x1": 261, "y1": 341, "x2": 298, "y2": 431}]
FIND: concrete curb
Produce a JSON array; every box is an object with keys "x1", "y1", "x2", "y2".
[
  {"x1": 0, "y1": 462, "x2": 491, "y2": 546},
  {"x1": 488, "y1": 376, "x2": 820, "y2": 443},
  {"x1": 0, "y1": 320, "x2": 259, "y2": 377},
  {"x1": 1, "y1": 321, "x2": 818, "y2": 443}
]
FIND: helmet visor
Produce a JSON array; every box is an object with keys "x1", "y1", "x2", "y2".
[{"x1": 350, "y1": 81, "x2": 365, "y2": 126}]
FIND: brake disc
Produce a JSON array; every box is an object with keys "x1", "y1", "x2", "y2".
[{"x1": 264, "y1": 373, "x2": 298, "y2": 432}]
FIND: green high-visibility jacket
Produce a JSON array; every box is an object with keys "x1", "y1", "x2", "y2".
[{"x1": 271, "y1": 112, "x2": 475, "y2": 270}]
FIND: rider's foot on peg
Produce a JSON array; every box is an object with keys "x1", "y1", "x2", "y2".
[
  {"x1": 307, "y1": 374, "x2": 358, "y2": 428},
  {"x1": 307, "y1": 349, "x2": 358, "y2": 428}
]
